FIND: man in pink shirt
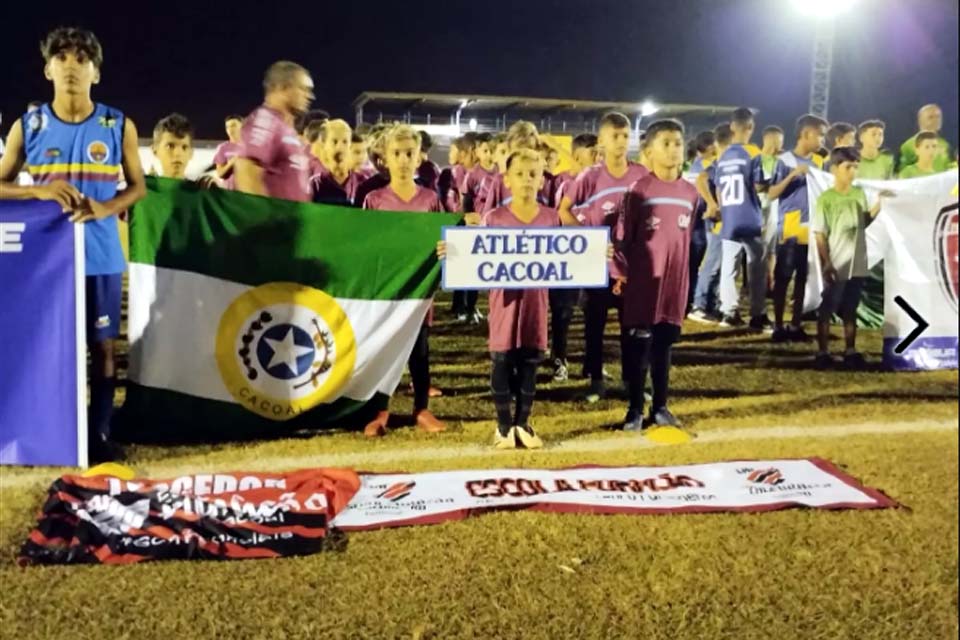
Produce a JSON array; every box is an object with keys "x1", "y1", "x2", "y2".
[
  {"x1": 559, "y1": 112, "x2": 649, "y2": 401},
  {"x1": 234, "y1": 61, "x2": 315, "y2": 202},
  {"x1": 213, "y1": 114, "x2": 244, "y2": 189}
]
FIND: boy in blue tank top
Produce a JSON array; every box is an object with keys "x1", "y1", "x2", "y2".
[{"x1": 0, "y1": 27, "x2": 146, "y2": 463}]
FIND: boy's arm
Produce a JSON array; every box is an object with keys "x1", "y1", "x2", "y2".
[
  {"x1": 69, "y1": 118, "x2": 147, "y2": 222},
  {"x1": 557, "y1": 195, "x2": 580, "y2": 227},
  {"x1": 0, "y1": 118, "x2": 84, "y2": 209},
  {"x1": 215, "y1": 157, "x2": 237, "y2": 179},
  {"x1": 766, "y1": 162, "x2": 807, "y2": 201},
  {"x1": 696, "y1": 171, "x2": 719, "y2": 219},
  {"x1": 815, "y1": 232, "x2": 836, "y2": 284}
]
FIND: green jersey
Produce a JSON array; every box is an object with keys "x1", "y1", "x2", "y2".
[
  {"x1": 856, "y1": 151, "x2": 895, "y2": 180},
  {"x1": 899, "y1": 134, "x2": 952, "y2": 172},
  {"x1": 899, "y1": 164, "x2": 937, "y2": 179},
  {"x1": 812, "y1": 186, "x2": 871, "y2": 281}
]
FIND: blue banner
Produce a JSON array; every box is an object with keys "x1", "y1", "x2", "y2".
[{"x1": 0, "y1": 201, "x2": 86, "y2": 466}]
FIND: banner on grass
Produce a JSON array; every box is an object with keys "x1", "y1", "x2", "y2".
[
  {"x1": 118, "y1": 178, "x2": 460, "y2": 442},
  {"x1": 0, "y1": 201, "x2": 87, "y2": 467},
  {"x1": 442, "y1": 226, "x2": 609, "y2": 290},
  {"x1": 331, "y1": 459, "x2": 897, "y2": 531},
  {"x1": 20, "y1": 468, "x2": 361, "y2": 565},
  {"x1": 803, "y1": 170, "x2": 958, "y2": 370}
]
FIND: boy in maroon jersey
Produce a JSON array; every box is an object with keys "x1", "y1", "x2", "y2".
[
  {"x1": 619, "y1": 119, "x2": 700, "y2": 430},
  {"x1": 362, "y1": 124, "x2": 446, "y2": 437},
  {"x1": 559, "y1": 112, "x2": 649, "y2": 402}
]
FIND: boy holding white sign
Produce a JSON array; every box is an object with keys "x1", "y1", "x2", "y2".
[
  {"x1": 439, "y1": 150, "x2": 612, "y2": 449},
  {"x1": 619, "y1": 119, "x2": 700, "y2": 430}
]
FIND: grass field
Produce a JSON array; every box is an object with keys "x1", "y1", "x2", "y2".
[{"x1": 1, "y1": 293, "x2": 957, "y2": 640}]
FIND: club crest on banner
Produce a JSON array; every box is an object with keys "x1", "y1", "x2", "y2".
[
  {"x1": 216, "y1": 282, "x2": 357, "y2": 420},
  {"x1": 934, "y1": 202, "x2": 958, "y2": 314}
]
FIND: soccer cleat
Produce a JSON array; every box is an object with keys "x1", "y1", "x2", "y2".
[
  {"x1": 813, "y1": 352, "x2": 836, "y2": 370},
  {"x1": 455, "y1": 313, "x2": 468, "y2": 323},
  {"x1": 649, "y1": 406, "x2": 681, "y2": 428},
  {"x1": 469, "y1": 309, "x2": 485, "y2": 325},
  {"x1": 843, "y1": 352, "x2": 867, "y2": 369},
  {"x1": 494, "y1": 426, "x2": 517, "y2": 450},
  {"x1": 749, "y1": 314, "x2": 774, "y2": 334},
  {"x1": 552, "y1": 358, "x2": 569, "y2": 382},
  {"x1": 515, "y1": 424, "x2": 544, "y2": 449},
  {"x1": 414, "y1": 409, "x2": 447, "y2": 433},
  {"x1": 787, "y1": 325, "x2": 811, "y2": 342},
  {"x1": 687, "y1": 308, "x2": 718, "y2": 324},
  {"x1": 771, "y1": 327, "x2": 790, "y2": 343},
  {"x1": 720, "y1": 314, "x2": 745, "y2": 328},
  {"x1": 602, "y1": 367, "x2": 613, "y2": 380},
  {"x1": 585, "y1": 379, "x2": 606, "y2": 404},
  {"x1": 623, "y1": 409, "x2": 645, "y2": 432},
  {"x1": 363, "y1": 411, "x2": 390, "y2": 438}
]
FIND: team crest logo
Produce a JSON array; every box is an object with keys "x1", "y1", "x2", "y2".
[
  {"x1": 377, "y1": 482, "x2": 417, "y2": 502},
  {"x1": 87, "y1": 141, "x2": 110, "y2": 164},
  {"x1": 747, "y1": 468, "x2": 785, "y2": 486},
  {"x1": 646, "y1": 215, "x2": 661, "y2": 231},
  {"x1": 98, "y1": 115, "x2": 117, "y2": 129},
  {"x1": 934, "y1": 202, "x2": 958, "y2": 314},
  {"x1": 216, "y1": 282, "x2": 357, "y2": 421},
  {"x1": 27, "y1": 112, "x2": 49, "y2": 132},
  {"x1": 678, "y1": 214, "x2": 691, "y2": 229}
]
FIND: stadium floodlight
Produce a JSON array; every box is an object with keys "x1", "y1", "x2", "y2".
[
  {"x1": 792, "y1": 0, "x2": 858, "y2": 118},
  {"x1": 469, "y1": 118, "x2": 478, "y2": 131},
  {"x1": 790, "y1": 0, "x2": 857, "y2": 18},
  {"x1": 640, "y1": 100, "x2": 659, "y2": 117}
]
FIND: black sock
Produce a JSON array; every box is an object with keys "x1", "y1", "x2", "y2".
[
  {"x1": 650, "y1": 324, "x2": 681, "y2": 412},
  {"x1": 491, "y1": 353, "x2": 514, "y2": 433},
  {"x1": 88, "y1": 376, "x2": 116, "y2": 442}
]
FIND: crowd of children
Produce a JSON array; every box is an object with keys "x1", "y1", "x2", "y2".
[{"x1": 1, "y1": 28, "x2": 956, "y2": 459}]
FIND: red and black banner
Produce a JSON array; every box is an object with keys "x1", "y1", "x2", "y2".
[{"x1": 20, "y1": 468, "x2": 360, "y2": 565}]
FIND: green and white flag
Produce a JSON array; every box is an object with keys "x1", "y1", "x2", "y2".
[{"x1": 118, "y1": 178, "x2": 460, "y2": 442}]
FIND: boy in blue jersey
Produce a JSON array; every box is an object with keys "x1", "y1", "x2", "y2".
[
  {"x1": 0, "y1": 27, "x2": 147, "y2": 463},
  {"x1": 766, "y1": 114, "x2": 828, "y2": 342},
  {"x1": 683, "y1": 130, "x2": 717, "y2": 315},
  {"x1": 689, "y1": 123, "x2": 733, "y2": 323},
  {"x1": 697, "y1": 108, "x2": 771, "y2": 330}
]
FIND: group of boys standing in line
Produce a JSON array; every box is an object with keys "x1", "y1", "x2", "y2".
[{"x1": 0, "y1": 27, "x2": 954, "y2": 459}]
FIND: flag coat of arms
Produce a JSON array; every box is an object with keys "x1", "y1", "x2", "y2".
[{"x1": 117, "y1": 178, "x2": 460, "y2": 442}]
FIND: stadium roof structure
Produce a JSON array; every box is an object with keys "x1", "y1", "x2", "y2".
[{"x1": 353, "y1": 91, "x2": 739, "y2": 134}]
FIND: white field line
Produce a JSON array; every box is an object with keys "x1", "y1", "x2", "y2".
[{"x1": 1, "y1": 420, "x2": 956, "y2": 491}]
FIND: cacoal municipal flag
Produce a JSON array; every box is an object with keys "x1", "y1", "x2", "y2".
[{"x1": 117, "y1": 178, "x2": 460, "y2": 442}]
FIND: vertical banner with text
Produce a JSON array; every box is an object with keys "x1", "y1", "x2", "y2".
[{"x1": 0, "y1": 201, "x2": 87, "y2": 466}]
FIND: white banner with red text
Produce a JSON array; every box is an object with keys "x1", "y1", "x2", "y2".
[{"x1": 332, "y1": 459, "x2": 897, "y2": 531}]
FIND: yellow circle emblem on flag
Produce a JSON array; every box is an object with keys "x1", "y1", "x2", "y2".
[{"x1": 215, "y1": 282, "x2": 356, "y2": 421}]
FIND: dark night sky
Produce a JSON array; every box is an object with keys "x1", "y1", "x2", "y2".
[{"x1": 2, "y1": 0, "x2": 957, "y2": 151}]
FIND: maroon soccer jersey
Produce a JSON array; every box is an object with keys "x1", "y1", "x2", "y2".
[
  {"x1": 483, "y1": 204, "x2": 560, "y2": 352},
  {"x1": 567, "y1": 162, "x2": 649, "y2": 280},
  {"x1": 353, "y1": 172, "x2": 390, "y2": 208},
  {"x1": 362, "y1": 184, "x2": 443, "y2": 212},
  {"x1": 463, "y1": 164, "x2": 498, "y2": 212},
  {"x1": 438, "y1": 166, "x2": 461, "y2": 213},
  {"x1": 479, "y1": 172, "x2": 555, "y2": 214},
  {"x1": 416, "y1": 159, "x2": 441, "y2": 192},
  {"x1": 310, "y1": 163, "x2": 361, "y2": 207},
  {"x1": 213, "y1": 141, "x2": 241, "y2": 190},
  {"x1": 237, "y1": 106, "x2": 312, "y2": 202},
  {"x1": 620, "y1": 174, "x2": 700, "y2": 327}
]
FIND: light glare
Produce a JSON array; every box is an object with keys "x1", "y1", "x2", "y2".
[
  {"x1": 640, "y1": 101, "x2": 659, "y2": 117},
  {"x1": 791, "y1": 0, "x2": 858, "y2": 18}
]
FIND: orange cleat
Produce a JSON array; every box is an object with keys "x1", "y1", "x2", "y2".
[
  {"x1": 414, "y1": 409, "x2": 447, "y2": 433},
  {"x1": 363, "y1": 411, "x2": 390, "y2": 438}
]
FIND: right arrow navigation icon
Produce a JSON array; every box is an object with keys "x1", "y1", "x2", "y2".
[{"x1": 893, "y1": 296, "x2": 930, "y2": 354}]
